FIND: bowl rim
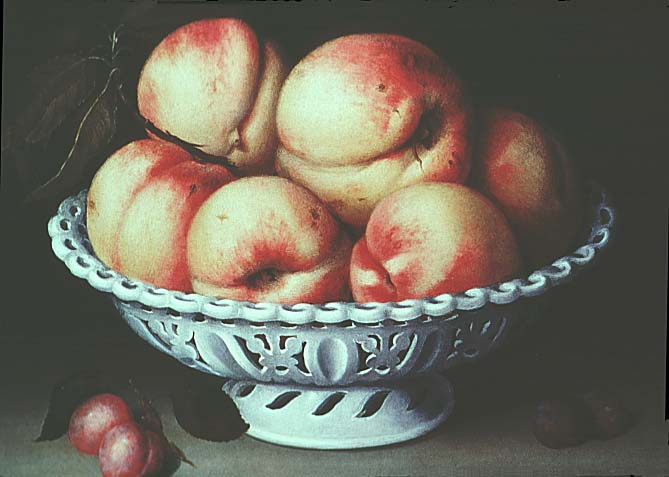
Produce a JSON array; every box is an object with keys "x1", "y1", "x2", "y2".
[{"x1": 48, "y1": 183, "x2": 615, "y2": 325}]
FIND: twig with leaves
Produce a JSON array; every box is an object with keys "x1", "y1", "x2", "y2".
[{"x1": 6, "y1": 14, "x2": 238, "y2": 204}]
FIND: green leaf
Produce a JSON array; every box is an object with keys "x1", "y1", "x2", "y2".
[
  {"x1": 15, "y1": 54, "x2": 103, "y2": 146},
  {"x1": 35, "y1": 369, "x2": 194, "y2": 475},
  {"x1": 35, "y1": 370, "x2": 119, "y2": 442},
  {"x1": 172, "y1": 374, "x2": 248, "y2": 442},
  {"x1": 25, "y1": 68, "x2": 119, "y2": 203}
]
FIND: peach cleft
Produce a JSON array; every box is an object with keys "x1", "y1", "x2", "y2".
[
  {"x1": 350, "y1": 182, "x2": 524, "y2": 302},
  {"x1": 86, "y1": 139, "x2": 236, "y2": 292},
  {"x1": 276, "y1": 33, "x2": 473, "y2": 226},
  {"x1": 187, "y1": 176, "x2": 353, "y2": 304},
  {"x1": 137, "y1": 18, "x2": 288, "y2": 175}
]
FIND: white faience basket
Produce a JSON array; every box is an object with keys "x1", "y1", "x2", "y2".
[{"x1": 48, "y1": 184, "x2": 615, "y2": 449}]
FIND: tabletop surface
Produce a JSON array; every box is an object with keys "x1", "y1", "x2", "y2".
[{"x1": 1, "y1": 312, "x2": 667, "y2": 477}]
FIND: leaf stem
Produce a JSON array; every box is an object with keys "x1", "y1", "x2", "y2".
[
  {"x1": 85, "y1": 55, "x2": 112, "y2": 67},
  {"x1": 114, "y1": 79, "x2": 239, "y2": 173}
]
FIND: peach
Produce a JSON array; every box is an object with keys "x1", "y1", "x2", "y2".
[
  {"x1": 187, "y1": 176, "x2": 352, "y2": 303},
  {"x1": 68, "y1": 394, "x2": 133, "y2": 456},
  {"x1": 472, "y1": 108, "x2": 583, "y2": 267},
  {"x1": 276, "y1": 33, "x2": 472, "y2": 226},
  {"x1": 137, "y1": 18, "x2": 287, "y2": 175},
  {"x1": 86, "y1": 139, "x2": 235, "y2": 291},
  {"x1": 350, "y1": 182, "x2": 523, "y2": 302}
]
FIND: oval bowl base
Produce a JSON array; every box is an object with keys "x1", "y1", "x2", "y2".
[{"x1": 223, "y1": 373, "x2": 454, "y2": 450}]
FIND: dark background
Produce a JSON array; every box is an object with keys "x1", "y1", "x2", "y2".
[{"x1": 1, "y1": 0, "x2": 668, "y2": 464}]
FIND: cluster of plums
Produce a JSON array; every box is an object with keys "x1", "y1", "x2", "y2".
[
  {"x1": 532, "y1": 391, "x2": 634, "y2": 449},
  {"x1": 86, "y1": 17, "x2": 584, "y2": 304},
  {"x1": 68, "y1": 394, "x2": 168, "y2": 477}
]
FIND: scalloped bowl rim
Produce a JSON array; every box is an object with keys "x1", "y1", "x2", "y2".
[{"x1": 48, "y1": 183, "x2": 615, "y2": 325}]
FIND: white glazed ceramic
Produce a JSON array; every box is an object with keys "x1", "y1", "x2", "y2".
[{"x1": 48, "y1": 184, "x2": 615, "y2": 449}]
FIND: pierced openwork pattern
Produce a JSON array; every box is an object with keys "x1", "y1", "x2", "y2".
[
  {"x1": 117, "y1": 297, "x2": 528, "y2": 383},
  {"x1": 221, "y1": 373, "x2": 454, "y2": 449},
  {"x1": 49, "y1": 184, "x2": 615, "y2": 325}
]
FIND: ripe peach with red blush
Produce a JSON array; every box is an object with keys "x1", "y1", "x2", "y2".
[
  {"x1": 187, "y1": 176, "x2": 353, "y2": 303},
  {"x1": 68, "y1": 394, "x2": 133, "y2": 456},
  {"x1": 472, "y1": 108, "x2": 584, "y2": 268},
  {"x1": 276, "y1": 33, "x2": 473, "y2": 226},
  {"x1": 137, "y1": 18, "x2": 287, "y2": 174},
  {"x1": 86, "y1": 139, "x2": 235, "y2": 292},
  {"x1": 350, "y1": 182, "x2": 523, "y2": 302}
]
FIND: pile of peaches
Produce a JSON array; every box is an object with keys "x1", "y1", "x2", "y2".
[{"x1": 86, "y1": 18, "x2": 584, "y2": 305}]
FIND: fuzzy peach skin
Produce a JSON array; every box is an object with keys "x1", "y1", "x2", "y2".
[
  {"x1": 187, "y1": 176, "x2": 353, "y2": 304},
  {"x1": 275, "y1": 33, "x2": 473, "y2": 227},
  {"x1": 137, "y1": 18, "x2": 287, "y2": 174},
  {"x1": 472, "y1": 108, "x2": 584, "y2": 268},
  {"x1": 350, "y1": 182, "x2": 523, "y2": 302},
  {"x1": 86, "y1": 139, "x2": 236, "y2": 291}
]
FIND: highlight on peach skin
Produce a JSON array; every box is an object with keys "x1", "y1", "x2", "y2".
[
  {"x1": 81, "y1": 17, "x2": 587, "y2": 308},
  {"x1": 86, "y1": 139, "x2": 236, "y2": 292},
  {"x1": 349, "y1": 182, "x2": 524, "y2": 302},
  {"x1": 137, "y1": 17, "x2": 287, "y2": 175},
  {"x1": 187, "y1": 176, "x2": 353, "y2": 304},
  {"x1": 471, "y1": 108, "x2": 584, "y2": 268},
  {"x1": 275, "y1": 33, "x2": 473, "y2": 227}
]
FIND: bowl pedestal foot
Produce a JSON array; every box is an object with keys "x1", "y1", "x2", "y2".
[{"x1": 222, "y1": 373, "x2": 454, "y2": 449}]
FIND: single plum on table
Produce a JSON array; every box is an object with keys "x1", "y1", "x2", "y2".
[
  {"x1": 98, "y1": 422, "x2": 166, "y2": 477},
  {"x1": 68, "y1": 393, "x2": 133, "y2": 456}
]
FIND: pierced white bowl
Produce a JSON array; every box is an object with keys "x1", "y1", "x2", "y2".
[{"x1": 48, "y1": 184, "x2": 615, "y2": 449}]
